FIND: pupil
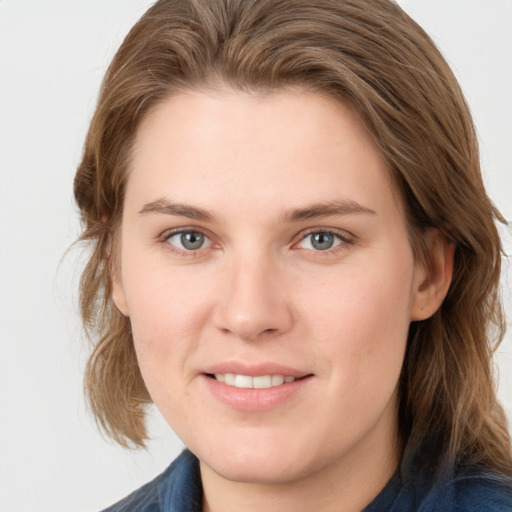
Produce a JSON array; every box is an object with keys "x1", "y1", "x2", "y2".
[
  {"x1": 181, "y1": 232, "x2": 204, "y2": 250},
  {"x1": 312, "y1": 233, "x2": 333, "y2": 250}
]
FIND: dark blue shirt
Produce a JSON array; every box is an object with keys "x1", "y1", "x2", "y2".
[{"x1": 102, "y1": 450, "x2": 512, "y2": 511}]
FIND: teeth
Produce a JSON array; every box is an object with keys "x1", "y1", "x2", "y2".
[
  {"x1": 214, "y1": 374, "x2": 296, "y2": 389},
  {"x1": 235, "y1": 375, "x2": 253, "y2": 388},
  {"x1": 271, "y1": 375, "x2": 284, "y2": 386},
  {"x1": 253, "y1": 375, "x2": 272, "y2": 388}
]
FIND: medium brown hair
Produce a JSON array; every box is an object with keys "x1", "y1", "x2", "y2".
[{"x1": 74, "y1": 0, "x2": 511, "y2": 476}]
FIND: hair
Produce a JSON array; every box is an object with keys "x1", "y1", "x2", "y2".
[{"x1": 74, "y1": 0, "x2": 511, "y2": 477}]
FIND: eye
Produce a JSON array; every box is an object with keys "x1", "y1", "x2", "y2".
[
  {"x1": 166, "y1": 230, "x2": 212, "y2": 251},
  {"x1": 297, "y1": 231, "x2": 346, "y2": 251}
]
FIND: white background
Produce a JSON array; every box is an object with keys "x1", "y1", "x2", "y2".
[{"x1": 0, "y1": 1, "x2": 510, "y2": 511}]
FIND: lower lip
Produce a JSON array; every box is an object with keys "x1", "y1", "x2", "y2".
[{"x1": 202, "y1": 375, "x2": 313, "y2": 412}]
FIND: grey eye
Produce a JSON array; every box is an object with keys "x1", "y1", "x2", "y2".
[
  {"x1": 311, "y1": 233, "x2": 334, "y2": 250},
  {"x1": 298, "y1": 232, "x2": 342, "y2": 251},
  {"x1": 167, "y1": 231, "x2": 210, "y2": 251},
  {"x1": 181, "y1": 232, "x2": 205, "y2": 250}
]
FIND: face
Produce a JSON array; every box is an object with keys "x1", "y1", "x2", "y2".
[{"x1": 113, "y1": 89, "x2": 433, "y2": 486}]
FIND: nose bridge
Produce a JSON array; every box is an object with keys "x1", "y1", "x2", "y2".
[{"x1": 214, "y1": 246, "x2": 292, "y2": 340}]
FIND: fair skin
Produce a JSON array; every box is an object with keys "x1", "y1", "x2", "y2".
[{"x1": 112, "y1": 88, "x2": 452, "y2": 512}]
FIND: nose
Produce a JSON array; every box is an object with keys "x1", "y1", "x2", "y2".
[{"x1": 212, "y1": 253, "x2": 293, "y2": 341}]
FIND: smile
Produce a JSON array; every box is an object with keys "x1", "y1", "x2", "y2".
[
  {"x1": 212, "y1": 374, "x2": 297, "y2": 389},
  {"x1": 203, "y1": 370, "x2": 313, "y2": 411}
]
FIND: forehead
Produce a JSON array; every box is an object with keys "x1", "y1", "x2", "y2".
[{"x1": 126, "y1": 88, "x2": 400, "y2": 222}]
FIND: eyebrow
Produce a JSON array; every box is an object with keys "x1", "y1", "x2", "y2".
[
  {"x1": 281, "y1": 200, "x2": 376, "y2": 223},
  {"x1": 139, "y1": 199, "x2": 213, "y2": 222},
  {"x1": 138, "y1": 198, "x2": 376, "y2": 223}
]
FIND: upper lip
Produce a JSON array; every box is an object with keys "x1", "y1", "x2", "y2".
[{"x1": 201, "y1": 361, "x2": 311, "y2": 378}]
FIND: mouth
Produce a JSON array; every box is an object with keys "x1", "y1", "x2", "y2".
[
  {"x1": 202, "y1": 365, "x2": 314, "y2": 411},
  {"x1": 206, "y1": 373, "x2": 303, "y2": 389}
]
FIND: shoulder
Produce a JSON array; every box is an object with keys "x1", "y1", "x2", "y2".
[
  {"x1": 366, "y1": 464, "x2": 512, "y2": 512},
  {"x1": 100, "y1": 450, "x2": 202, "y2": 512},
  {"x1": 420, "y1": 474, "x2": 512, "y2": 512}
]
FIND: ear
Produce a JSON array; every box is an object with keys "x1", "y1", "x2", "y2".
[
  {"x1": 410, "y1": 229, "x2": 454, "y2": 321},
  {"x1": 111, "y1": 268, "x2": 130, "y2": 317},
  {"x1": 107, "y1": 236, "x2": 130, "y2": 317}
]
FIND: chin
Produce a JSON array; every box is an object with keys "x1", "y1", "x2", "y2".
[
  {"x1": 194, "y1": 433, "x2": 323, "y2": 485},
  {"x1": 206, "y1": 455, "x2": 306, "y2": 485}
]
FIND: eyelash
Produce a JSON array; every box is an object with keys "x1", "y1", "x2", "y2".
[
  {"x1": 162, "y1": 229, "x2": 214, "y2": 257},
  {"x1": 160, "y1": 227, "x2": 355, "y2": 257},
  {"x1": 295, "y1": 228, "x2": 355, "y2": 254}
]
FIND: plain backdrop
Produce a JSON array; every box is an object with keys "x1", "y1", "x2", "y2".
[{"x1": 0, "y1": 1, "x2": 511, "y2": 511}]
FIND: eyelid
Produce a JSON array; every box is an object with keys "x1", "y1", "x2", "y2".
[
  {"x1": 161, "y1": 225, "x2": 213, "y2": 241},
  {"x1": 157, "y1": 225, "x2": 356, "y2": 256},
  {"x1": 292, "y1": 227, "x2": 356, "y2": 250},
  {"x1": 161, "y1": 227, "x2": 216, "y2": 255}
]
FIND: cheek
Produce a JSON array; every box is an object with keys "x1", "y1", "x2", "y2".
[
  {"x1": 127, "y1": 277, "x2": 204, "y2": 347},
  {"x1": 121, "y1": 255, "x2": 222, "y2": 381},
  {"x1": 301, "y1": 257, "x2": 414, "y2": 382},
  {"x1": 125, "y1": 281, "x2": 205, "y2": 411}
]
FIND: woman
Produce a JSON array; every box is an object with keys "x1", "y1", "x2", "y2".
[{"x1": 74, "y1": 0, "x2": 512, "y2": 510}]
